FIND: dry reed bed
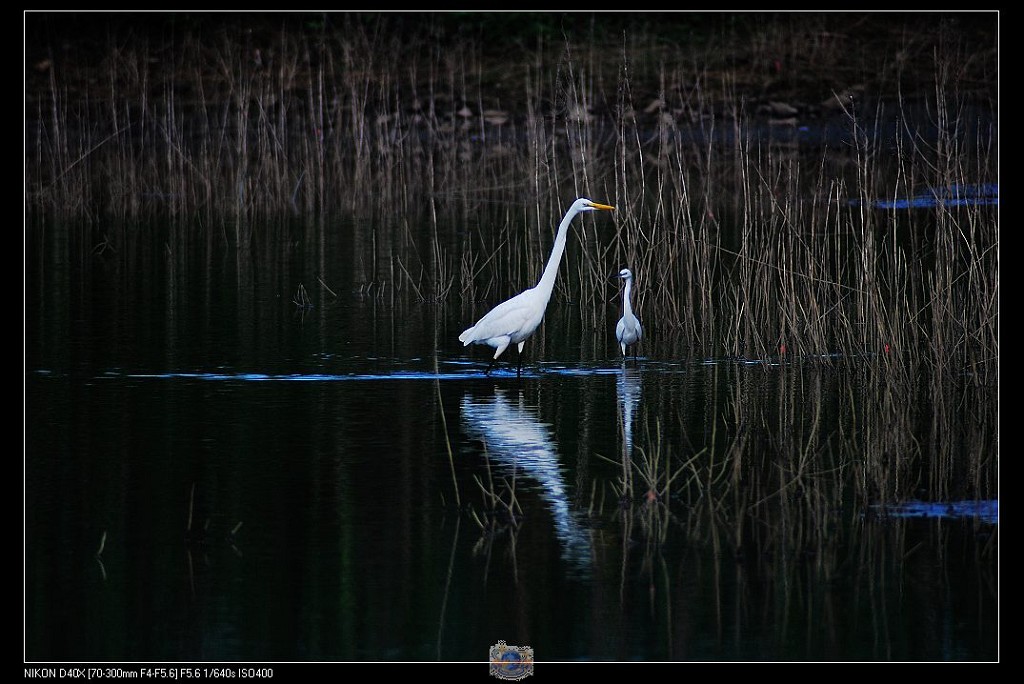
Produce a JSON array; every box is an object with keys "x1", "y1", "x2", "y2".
[{"x1": 26, "y1": 21, "x2": 996, "y2": 338}]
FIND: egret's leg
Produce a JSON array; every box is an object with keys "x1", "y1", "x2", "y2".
[{"x1": 486, "y1": 339, "x2": 511, "y2": 376}]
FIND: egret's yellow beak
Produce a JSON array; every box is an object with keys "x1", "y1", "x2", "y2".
[{"x1": 591, "y1": 202, "x2": 615, "y2": 211}]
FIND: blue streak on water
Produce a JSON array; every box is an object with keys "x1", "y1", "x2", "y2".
[
  {"x1": 850, "y1": 183, "x2": 998, "y2": 209},
  {"x1": 869, "y1": 499, "x2": 998, "y2": 525},
  {"x1": 125, "y1": 370, "x2": 481, "y2": 381},
  {"x1": 32, "y1": 351, "x2": 893, "y2": 384}
]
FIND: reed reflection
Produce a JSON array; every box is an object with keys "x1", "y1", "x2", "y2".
[{"x1": 460, "y1": 389, "x2": 593, "y2": 575}]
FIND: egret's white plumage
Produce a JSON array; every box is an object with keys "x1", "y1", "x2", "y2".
[
  {"x1": 459, "y1": 197, "x2": 616, "y2": 375},
  {"x1": 615, "y1": 268, "x2": 642, "y2": 359}
]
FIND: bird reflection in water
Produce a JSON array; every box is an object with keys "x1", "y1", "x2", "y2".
[
  {"x1": 460, "y1": 389, "x2": 593, "y2": 576},
  {"x1": 617, "y1": 365, "x2": 642, "y2": 464}
]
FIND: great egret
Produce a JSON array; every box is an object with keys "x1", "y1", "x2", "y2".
[
  {"x1": 459, "y1": 197, "x2": 616, "y2": 375},
  {"x1": 615, "y1": 268, "x2": 642, "y2": 360}
]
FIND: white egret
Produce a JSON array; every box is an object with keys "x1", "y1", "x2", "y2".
[
  {"x1": 459, "y1": 197, "x2": 616, "y2": 375},
  {"x1": 615, "y1": 268, "x2": 642, "y2": 360}
]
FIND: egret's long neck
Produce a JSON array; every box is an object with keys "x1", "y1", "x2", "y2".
[
  {"x1": 623, "y1": 278, "x2": 634, "y2": 317},
  {"x1": 535, "y1": 208, "x2": 577, "y2": 301}
]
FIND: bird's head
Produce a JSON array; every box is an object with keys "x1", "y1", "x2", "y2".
[
  {"x1": 618, "y1": 268, "x2": 633, "y2": 280},
  {"x1": 574, "y1": 198, "x2": 616, "y2": 213}
]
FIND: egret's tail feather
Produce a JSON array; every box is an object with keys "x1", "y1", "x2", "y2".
[{"x1": 459, "y1": 328, "x2": 474, "y2": 345}]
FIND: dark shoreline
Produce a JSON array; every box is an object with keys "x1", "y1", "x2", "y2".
[{"x1": 26, "y1": 12, "x2": 997, "y2": 128}]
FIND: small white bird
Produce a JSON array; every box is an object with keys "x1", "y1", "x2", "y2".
[
  {"x1": 459, "y1": 197, "x2": 616, "y2": 375},
  {"x1": 615, "y1": 268, "x2": 642, "y2": 361}
]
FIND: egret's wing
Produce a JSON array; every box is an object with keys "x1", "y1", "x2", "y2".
[
  {"x1": 461, "y1": 291, "x2": 535, "y2": 345},
  {"x1": 617, "y1": 316, "x2": 642, "y2": 345}
]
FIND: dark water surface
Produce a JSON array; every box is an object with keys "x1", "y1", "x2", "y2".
[{"x1": 25, "y1": 218, "x2": 998, "y2": 663}]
